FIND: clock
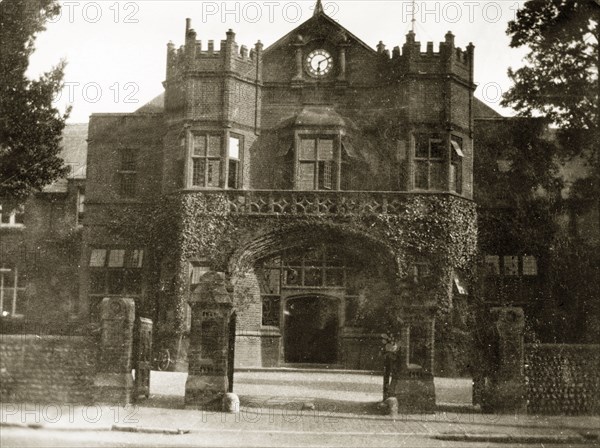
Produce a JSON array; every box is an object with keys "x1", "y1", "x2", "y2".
[{"x1": 305, "y1": 49, "x2": 333, "y2": 78}]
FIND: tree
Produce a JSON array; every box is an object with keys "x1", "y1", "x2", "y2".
[
  {"x1": 502, "y1": 0, "x2": 598, "y2": 131},
  {"x1": 0, "y1": 0, "x2": 70, "y2": 203},
  {"x1": 497, "y1": 0, "x2": 600, "y2": 342}
]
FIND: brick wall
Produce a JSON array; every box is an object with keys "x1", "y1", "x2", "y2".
[
  {"x1": 0, "y1": 334, "x2": 97, "y2": 404},
  {"x1": 525, "y1": 344, "x2": 600, "y2": 415}
]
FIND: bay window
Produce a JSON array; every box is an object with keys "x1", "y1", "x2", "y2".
[
  {"x1": 414, "y1": 135, "x2": 445, "y2": 190},
  {"x1": 297, "y1": 137, "x2": 336, "y2": 190},
  {"x1": 192, "y1": 134, "x2": 222, "y2": 187},
  {"x1": 228, "y1": 135, "x2": 241, "y2": 189}
]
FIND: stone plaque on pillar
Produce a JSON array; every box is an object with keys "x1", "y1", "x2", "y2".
[
  {"x1": 185, "y1": 271, "x2": 234, "y2": 410},
  {"x1": 389, "y1": 308, "x2": 436, "y2": 413},
  {"x1": 94, "y1": 297, "x2": 135, "y2": 404}
]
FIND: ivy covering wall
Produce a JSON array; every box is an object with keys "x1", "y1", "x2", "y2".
[{"x1": 108, "y1": 191, "x2": 478, "y2": 337}]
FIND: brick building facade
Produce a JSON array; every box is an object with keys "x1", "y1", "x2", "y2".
[{"x1": 81, "y1": 7, "x2": 477, "y2": 371}]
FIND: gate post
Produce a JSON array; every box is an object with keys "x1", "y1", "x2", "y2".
[
  {"x1": 185, "y1": 271, "x2": 234, "y2": 410},
  {"x1": 94, "y1": 297, "x2": 135, "y2": 404},
  {"x1": 483, "y1": 307, "x2": 526, "y2": 413},
  {"x1": 133, "y1": 317, "x2": 153, "y2": 400},
  {"x1": 389, "y1": 307, "x2": 436, "y2": 412}
]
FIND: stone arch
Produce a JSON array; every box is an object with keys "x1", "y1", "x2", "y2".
[
  {"x1": 227, "y1": 221, "x2": 400, "y2": 277},
  {"x1": 227, "y1": 222, "x2": 402, "y2": 370}
]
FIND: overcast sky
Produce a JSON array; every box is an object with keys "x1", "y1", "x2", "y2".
[{"x1": 27, "y1": 0, "x2": 530, "y2": 123}]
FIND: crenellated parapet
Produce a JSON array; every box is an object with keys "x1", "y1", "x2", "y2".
[
  {"x1": 383, "y1": 30, "x2": 474, "y2": 84},
  {"x1": 166, "y1": 19, "x2": 262, "y2": 83}
]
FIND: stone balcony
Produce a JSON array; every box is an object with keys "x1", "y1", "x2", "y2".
[{"x1": 183, "y1": 189, "x2": 470, "y2": 217}]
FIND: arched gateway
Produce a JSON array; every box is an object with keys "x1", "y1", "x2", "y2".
[{"x1": 232, "y1": 239, "x2": 397, "y2": 370}]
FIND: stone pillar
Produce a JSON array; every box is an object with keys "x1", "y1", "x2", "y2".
[
  {"x1": 94, "y1": 297, "x2": 135, "y2": 404},
  {"x1": 389, "y1": 308, "x2": 436, "y2": 413},
  {"x1": 185, "y1": 272, "x2": 235, "y2": 410},
  {"x1": 483, "y1": 307, "x2": 526, "y2": 413},
  {"x1": 291, "y1": 35, "x2": 304, "y2": 86}
]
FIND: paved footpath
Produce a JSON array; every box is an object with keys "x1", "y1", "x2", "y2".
[{"x1": 1, "y1": 371, "x2": 599, "y2": 445}]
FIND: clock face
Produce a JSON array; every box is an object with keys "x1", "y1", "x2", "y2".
[{"x1": 305, "y1": 49, "x2": 333, "y2": 77}]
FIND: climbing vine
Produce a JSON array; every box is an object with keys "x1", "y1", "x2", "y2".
[{"x1": 106, "y1": 191, "x2": 477, "y2": 335}]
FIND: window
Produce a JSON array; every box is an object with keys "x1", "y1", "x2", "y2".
[
  {"x1": 228, "y1": 136, "x2": 241, "y2": 189},
  {"x1": 483, "y1": 254, "x2": 539, "y2": 304},
  {"x1": 119, "y1": 149, "x2": 137, "y2": 198},
  {"x1": 298, "y1": 137, "x2": 335, "y2": 190},
  {"x1": 192, "y1": 134, "x2": 222, "y2": 187},
  {"x1": 412, "y1": 262, "x2": 431, "y2": 284},
  {"x1": 88, "y1": 248, "x2": 144, "y2": 319},
  {"x1": 77, "y1": 189, "x2": 85, "y2": 224},
  {"x1": 256, "y1": 247, "x2": 360, "y2": 327},
  {"x1": 450, "y1": 136, "x2": 463, "y2": 193},
  {"x1": 0, "y1": 204, "x2": 25, "y2": 227},
  {"x1": 262, "y1": 296, "x2": 281, "y2": 327},
  {"x1": 189, "y1": 262, "x2": 209, "y2": 285},
  {"x1": 0, "y1": 265, "x2": 26, "y2": 317},
  {"x1": 414, "y1": 135, "x2": 445, "y2": 190}
]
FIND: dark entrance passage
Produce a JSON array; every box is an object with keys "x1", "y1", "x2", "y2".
[{"x1": 284, "y1": 296, "x2": 338, "y2": 364}]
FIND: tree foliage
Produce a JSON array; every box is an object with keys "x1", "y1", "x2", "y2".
[
  {"x1": 0, "y1": 0, "x2": 70, "y2": 202},
  {"x1": 502, "y1": 0, "x2": 599, "y2": 132}
]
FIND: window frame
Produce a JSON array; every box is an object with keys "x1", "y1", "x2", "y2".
[
  {"x1": 0, "y1": 265, "x2": 26, "y2": 318},
  {"x1": 413, "y1": 135, "x2": 446, "y2": 191},
  {"x1": 227, "y1": 134, "x2": 243, "y2": 189},
  {"x1": 0, "y1": 204, "x2": 25, "y2": 227},
  {"x1": 191, "y1": 133, "x2": 223, "y2": 188},
  {"x1": 88, "y1": 248, "x2": 145, "y2": 320},
  {"x1": 295, "y1": 133, "x2": 339, "y2": 191},
  {"x1": 118, "y1": 149, "x2": 138, "y2": 198},
  {"x1": 450, "y1": 135, "x2": 464, "y2": 194}
]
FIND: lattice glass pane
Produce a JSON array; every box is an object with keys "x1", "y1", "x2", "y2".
[
  {"x1": 121, "y1": 149, "x2": 137, "y2": 171},
  {"x1": 193, "y1": 135, "x2": 206, "y2": 156},
  {"x1": 298, "y1": 163, "x2": 315, "y2": 190},
  {"x1": 228, "y1": 159, "x2": 239, "y2": 189},
  {"x1": 318, "y1": 161, "x2": 333, "y2": 190},
  {"x1": 262, "y1": 296, "x2": 280, "y2": 327},
  {"x1": 503, "y1": 256, "x2": 519, "y2": 276},
  {"x1": 107, "y1": 270, "x2": 125, "y2": 294},
  {"x1": 325, "y1": 268, "x2": 344, "y2": 287},
  {"x1": 300, "y1": 138, "x2": 316, "y2": 160},
  {"x1": 192, "y1": 158, "x2": 206, "y2": 186},
  {"x1": 485, "y1": 255, "x2": 500, "y2": 276},
  {"x1": 120, "y1": 173, "x2": 137, "y2": 197},
  {"x1": 284, "y1": 268, "x2": 301, "y2": 286},
  {"x1": 430, "y1": 139, "x2": 445, "y2": 159},
  {"x1": 522, "y1": 256, "x2": 538, "y2": 276},
  {"x1": 304, "y1": 268, "x2": 323, "y2": 286},
  {"x1": 125, "y1": 249, "x2": 144, "y2": 268},
  {"x1": 108, "y1": 250, "x2": 125, "y2": 267},
  {"x1": 430, "y1": 161, "x2": 445, "y2": 190},
  {"x1": 258, "y1": 268, "x2": 280, "y2": 295},
  {"x1": 345, "y1": 296, "x2": 359, "y2": 325},
  {"x1": 89, "y1": 249, "x2": 107, "y2": 267},
  {"x1": 207, "y1": 160, "x2": 221, "y2": 187},
  {"x1": 208, "y1": 135, "x2": 222, "y2": 157},
  {"x1": 415, "y1": 135, "x2": 429, "y2": 158},
  {"x1": 414, "y1": 161, "x2": 428, "y2": 189},
  {"x1": 318, "y1": 139, "x2": 334, "y2": 160},
  {"x1": 124, "y1": 269, "x2": 142, "y2": 294}
]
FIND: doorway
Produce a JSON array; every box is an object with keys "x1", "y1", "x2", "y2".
[{"x1": 284, "y1": 296, "x2": 338, "y2": 364}]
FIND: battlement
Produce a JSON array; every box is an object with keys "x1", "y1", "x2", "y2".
[
  {"x1": 166, "y1": 19, "x2": 263, "y2": 81},
  {"x1": 383, "y1": 31, "x2": 474, "y2": 80}
]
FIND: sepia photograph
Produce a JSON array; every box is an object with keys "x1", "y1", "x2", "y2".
[{"x1": 0, "y1": 0, "x2": 599, "y2": 446}]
